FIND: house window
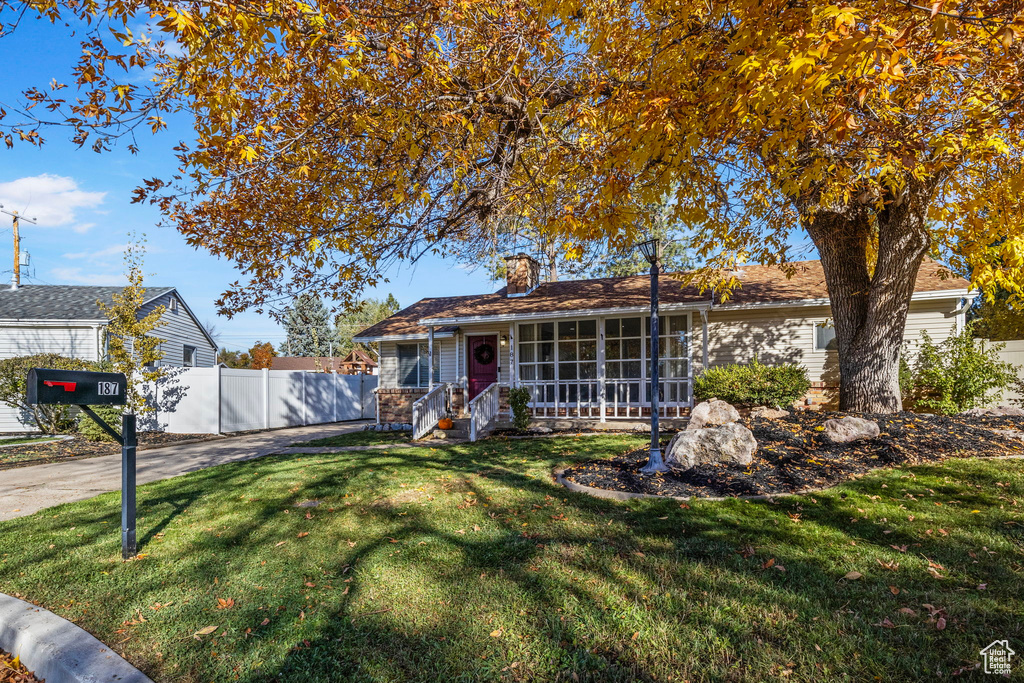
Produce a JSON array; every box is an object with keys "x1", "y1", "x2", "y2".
[
  {"x1": 397, "y1": 343, "x2": 440, "y2": 387},
  {"x1": 814, "y1": 321, "x2": 838, "y2": 351},
  {"x1": 183, "y1": 345, "x2": 198, "y2": 367},
  {"x1": 606, "y1": 315, "x2": 690, "y2": 403}
]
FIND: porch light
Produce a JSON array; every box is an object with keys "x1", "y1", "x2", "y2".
[
  {"x1": 500, "y1": 335, "x2": 508, "y2": 347},
  {"x1": 634, "y1": 238, "x2": 668, "y2": 474}
]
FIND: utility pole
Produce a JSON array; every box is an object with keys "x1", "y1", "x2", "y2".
[{"x1": 0, "y1": 205, "x2": 38, "y2": 290}]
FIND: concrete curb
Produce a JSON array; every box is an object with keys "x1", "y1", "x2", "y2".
[{"x1": 0, "y1": 592, "x2": 152, "y2": 682}]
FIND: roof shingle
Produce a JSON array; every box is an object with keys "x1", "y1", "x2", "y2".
[{"x1": 0, "y1": 285, "x2": 175, "y2": 321}]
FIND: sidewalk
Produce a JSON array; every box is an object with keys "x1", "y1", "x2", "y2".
[{"x1": 0, "y1": 421, "x2": 371, "y2": 521}]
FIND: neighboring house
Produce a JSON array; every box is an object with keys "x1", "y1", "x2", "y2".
[
  {"x1": 354, "y1": 254, "x2": 974, "y2": 424},
  {"x1": 0, "y1": 285, "x2": 217, "y2": 431}
]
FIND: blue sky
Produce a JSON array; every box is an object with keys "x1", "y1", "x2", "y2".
[{"x1": 0, "y1": 14, "x2": 499, "y2": 351}]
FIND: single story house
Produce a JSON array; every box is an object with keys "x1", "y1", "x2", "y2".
[
  {"x1": 354, "y1": 254, "x2": 974, "y2": 425},
  {"x1": 0, "y1": 285, "x2": 217, "y2": 431}
]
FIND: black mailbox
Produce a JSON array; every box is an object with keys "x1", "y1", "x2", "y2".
[{"x1": 27, "y1": 368, "x2": 128, "y2": 406}]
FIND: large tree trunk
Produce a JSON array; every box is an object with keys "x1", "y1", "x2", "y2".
[{"x1": 803, "y1": 185, "x2": 933, "y2": 413}]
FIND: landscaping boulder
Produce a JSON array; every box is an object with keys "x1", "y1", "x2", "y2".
[
  {"x1": 960, "y1": 406, "x2": 1024, "y2": 418},
  {"x1": 750, "y1": 406, "x2": 790, "y2": 420},
  {"x1": 666, "y1": 423, "x2": 757, "y2": 471},
  {"x1": 687, "y1": 399, "x2": 740, "y2": 430},
  {"x1": 431, "y1": 429, "x2": 448, "y2": 439},
  {"x1": 529, "y1": 426, "x2": 553, "y2": 434},
  {"x1": 823, "y1": 416, "x2": 880, "y2": 443}
]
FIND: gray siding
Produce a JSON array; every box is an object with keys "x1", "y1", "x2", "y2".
[{"x1": 141, "y1": 291, "x2": 217, "y2": 368}]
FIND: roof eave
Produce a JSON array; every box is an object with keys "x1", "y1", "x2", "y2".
[{"x1": 417, "y1": 301, "x2": 714, "y2": 327}]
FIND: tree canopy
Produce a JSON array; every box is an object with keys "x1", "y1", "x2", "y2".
[{"x1": 5, "y1": 0, "x2": 1024, "y2": 409}]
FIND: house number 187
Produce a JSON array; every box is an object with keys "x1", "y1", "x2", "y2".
[{"x1": 98, "y1": 382, "x2": 120, "y2": 396}]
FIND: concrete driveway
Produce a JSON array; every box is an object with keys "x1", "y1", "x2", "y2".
[{"x1": 0, "y1": 420, "x2": 371, "y2": 521}]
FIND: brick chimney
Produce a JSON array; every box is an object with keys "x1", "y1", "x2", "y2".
[{"x1": 504, "y1": 253, "x2": 541, "y2": 297}]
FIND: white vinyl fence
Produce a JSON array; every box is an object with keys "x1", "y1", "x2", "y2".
[
  {"x1": 142, "y1": 367, "x2": 377, "y2": 434},
  {"x1": 985, "y1": 339, "x2": 1024, "y2": 405}
]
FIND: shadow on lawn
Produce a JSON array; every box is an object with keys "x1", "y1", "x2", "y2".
[{"x1": 4, "y1": 437, "x2": 1021, "y2": 682}]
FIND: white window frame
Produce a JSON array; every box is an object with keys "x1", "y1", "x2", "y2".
[
  {"x1": 183, "y1": 344, "x2": 198, "y2": 367},
  {"x1": 812, "y1": 319, "x2": 838, "y2": 352},
  {"x1": 397, "y1": 342, "x2": 439, "y2": 388}
]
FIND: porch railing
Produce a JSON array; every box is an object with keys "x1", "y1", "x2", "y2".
[
  {"x1": 412, "y1": 383, "x2": 451, "y2": 439},
  {"x1": 518, "y1": 378, "x2": 693, "y2": 419},
  {"x1": 468, "y1": 382, "x2": 500, "y2": 441}
]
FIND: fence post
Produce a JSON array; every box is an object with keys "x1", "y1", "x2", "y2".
[
  {"x1": 302, "y1": 372, "x2": 308, "y2": 426},
  {"x1": 215, "y1": 364, "x2": 222, "y2": 434},
  {"x1": 334, "y1": 372, "x2": 338, "y2": 423},
  {"x1": 262, "y1": 368, "x2": 270, "y2": 429}
]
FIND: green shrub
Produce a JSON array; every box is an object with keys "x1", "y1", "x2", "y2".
[
  {"x1": 77, "y1": 405, "x2": 124, "y2": 442},
  {"x1": 694, "y1": 357, "x2": 810, "y2": 408},
  {"x1": 0, "y1": 354, "x2": 93, "y2": 433},
  {"x1": 507, "y1": 387, "x2": 532, "y2": 430},
  {"x1": 903, "y1": 326, "x2": 1018, "y2": 414}
]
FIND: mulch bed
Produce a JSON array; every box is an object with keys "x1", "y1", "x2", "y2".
[
  {"x1": 561, "y1": 412, "x2": 1024, "y2": 499},
  {"x1": 0, "y1": 431, "x2": 220, "y2": 470},
  {"x1": 0, "y1": 649, "x2": 39, "y2": 683}
]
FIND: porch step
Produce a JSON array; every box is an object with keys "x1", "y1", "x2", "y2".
[{"x1": 422, "y1": 417, "x2": 471, "y2": 441}]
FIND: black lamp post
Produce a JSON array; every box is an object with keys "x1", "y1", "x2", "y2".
[{"x1": 636, "y1": 238, "x2": 668, "y2": 474}]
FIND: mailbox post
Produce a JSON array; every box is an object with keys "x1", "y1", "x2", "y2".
[{"x1": 27, "y1": 369, "x2": 138, "y2": 559}]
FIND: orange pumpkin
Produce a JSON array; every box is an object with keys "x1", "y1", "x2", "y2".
[{"x1": 438, "y1": 417, "x2": 454, "y2": 430}]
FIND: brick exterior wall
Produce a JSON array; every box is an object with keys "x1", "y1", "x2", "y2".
[{"x1": 376, "y1": 387, "x2": 469, "y2": 423}]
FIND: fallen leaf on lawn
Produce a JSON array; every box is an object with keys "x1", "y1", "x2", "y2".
[
  {"x1": 890, "y1": 545, "x2": 908, "y2": 553},
  {"x1": 876, "y1": 617, "x2": 896, "y2": 628},
  {"x1": 927, "y1": 567, "x2": 944, "y2": 579},
  {"x1": 490, "y1": 629, "x2": 502, "y2": 637},
  {"x1": 275, "y1": 541, "x2": 287, "y2": 547},
  {"x1": 763, "y1": 558, "x2": 776, "y2": 569},
  {"x1": 305, "y1": 582, "x2": 315, "y2": 588},
  {"x1": 774, "y1": 564, "x2": 787, "y2": 572},
  {"x1": 978, "y1": 584, "x2": 987, "y2": 590},
  {"x1": 194, "y1": 625, "x2": 217, "y2": 637},
  {"x1": 260, "y1": 618, "x2": 270, "y2": 626},
  {"x1": 633, "y1": 552, "x2": 645, "y2": 558},
  {"x1": 843, "y1": 571, "x2": 863, "y2": 580},
  {"x1": 889, "y1": 586, "x2": 900, "y2": 595},
  {"x1": 898, "y1": 607, "x2": 918, "y2": 617},
  {"x1": 936, "y1": 616, "x2": 947, "y2": 630},
  {"x1": 216, "y1": 598, "x2": 234, "y2": 610},
  {"x1": 297, "y1": 532, "x2": 309, "y2": 538}
]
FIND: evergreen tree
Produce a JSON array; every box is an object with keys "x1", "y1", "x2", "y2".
[
  {"x1": 335, "y1": 294, "x2": 402, "y2": 355},
  {"x1": 589, "y1": 195, "x2": 696, "y2": 278},
  {"x1": 280, "y1": 294, "x2": 333, "y2": 357}
]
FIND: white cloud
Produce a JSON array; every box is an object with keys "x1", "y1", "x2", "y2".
[
  {"x1": 49, "y1": 267, "x2": 124, "y2": 286},
  {"x1": 62, "y1": 244, "x2": 131, "y2": 260},
  {"x1": 0, "y1": 174, "x2": 106, "y2": 230}
]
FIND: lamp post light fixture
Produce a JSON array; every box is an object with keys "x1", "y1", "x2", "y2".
[{"x1": 635, "y1": 238, "x2": 669, "y2": 474}]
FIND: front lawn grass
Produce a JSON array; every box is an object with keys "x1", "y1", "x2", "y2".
[
  {"x1": 291, "y1": 429, "x2": 412, "y2": 448},
  {"x1": 0, "y1": 435, "x2": 1022, "y2": 682}
]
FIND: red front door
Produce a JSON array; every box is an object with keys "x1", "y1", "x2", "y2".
[{"x1": 468, "y1": 335, "x2": 498, "y2": 400}]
